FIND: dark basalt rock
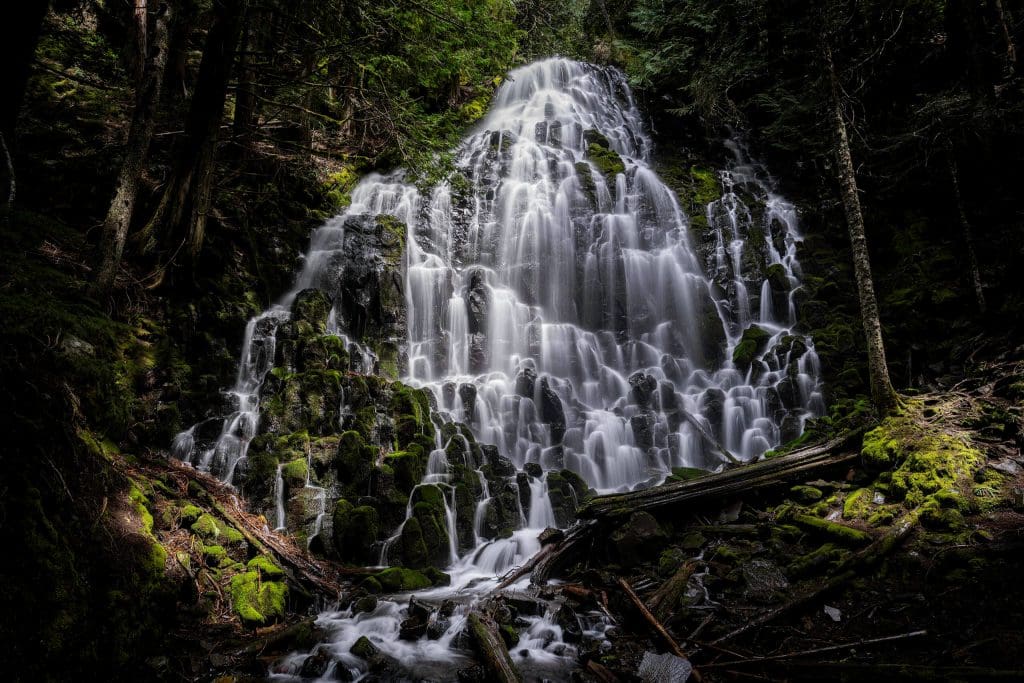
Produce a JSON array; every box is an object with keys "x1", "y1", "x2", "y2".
[
  {"x1": 610, "y1": 511, "x2": 667, "y2": 566},
  {"x1": 629, "y1": 372, "x2": 659, "y2": 409},
  {"x1": 538, "y1": 377, "x2": 566, "y2": 443},
  {"x1": 458, "y1": 382, "x2": 477, "y2": 421}
]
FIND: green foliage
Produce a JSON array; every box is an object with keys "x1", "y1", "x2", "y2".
[{"x1": 229, "y1": 571, "x2": 288, "y2": 627}]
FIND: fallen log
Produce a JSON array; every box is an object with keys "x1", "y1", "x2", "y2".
[
  {"x1": 712, "y1": 510, "x2": 920, "y2": 645},
  {"x1": 646, "y1": 561, "x2": 698, "y2": 623},
  {"x1": 581, "y1": 428, "x2": 865, "y2": 519},
  {"x1": 531, "y1": 519, "x2": 597, "y2": 583},
  {"x1": 618, "y1": 578, "x2": 703, "y2": 683},
  {"x1": 467, "y1": 611, "x2": 522, "y2": 683}
]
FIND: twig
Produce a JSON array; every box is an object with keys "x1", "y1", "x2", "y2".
[
  {"x1": 704, "y1": 629, "x2": 927, "y2": 668},
  {"x1": 618, "y1": 577, "x2": 704, "y2": 682}
]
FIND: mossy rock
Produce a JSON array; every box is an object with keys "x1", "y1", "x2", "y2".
[
  {"x1": 385, "y1": 451, "x2": 425, "y2": 494},
  {"x1": 374, "y1": 567, "x2": 432, "y2": 592},
  {"x1": 789, "y1": 485, "x2": 823, "y2": 503},
  {"x1": 842, "y1": 488, "x2": 873, "y2": 519},
  {"x1": 732, "y1": 325, "x2": 771, "y2": 370},
  {"x1": 247, "y1": 555, "x2": 285, "y2": 579},
  {"x1": 333, "y1": 501, "x2": 379, "y2": 565},
  {"x1": 282, "y1": 457, "x2": 308, "y2": 487},
  {"x1": 230, "y1": 571, "x2": 288, "y2": 627},
  {"x1": 190, "y1": 513, "x2": 245, "y2": 545},
  {"x1": 787, "y1": 543, "x2": 849, "y2": 578},
  {"x1": 291, "y1": 288, "x2": 332, "y2": 334},
  {"x1": 861, "y1": 426, "x2": 902, "y2": 469},
  {"x1": 179, "y1": 504, "x2": 203, "y2": 526},
  {"x1": 586, "y1": 143, "x2": 626, "y2": 179}
]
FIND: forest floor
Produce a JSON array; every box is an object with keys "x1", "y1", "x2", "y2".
[
  {"x1": 535, "y1": 357, "x2": 1024, "y2": 683},
  {"x1": 120, "y1": 354, "x2": 1024, "y2": 683}
]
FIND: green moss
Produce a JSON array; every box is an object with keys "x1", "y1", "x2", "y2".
[
  {"x1": 374, "y1": 567, "x2": 433, "y2": 592},
  {"x1": 282, "y1": 457, "x2": 308, "y2": 485},
  {"x1": 787, "y1": 542, "x2": 849, "y2": 578},
  {"x1": 190, "y1": 513, "x2": 244, "y2": 545},
  {"x1": 867, "y1": 508, "x2": 896, "y2": 527},
  {"x1": 790, "y1": 485, "x2": 823, "y2": 503},
  {"x1": 247, "y1": 555, "x2": 285, "y2": 579},
  {"x1": 668, "y1": 466, "x2": 708, "y2": 482},
  {"x1": 842, "y1": 488, "x2": 872, "y2": 519},
  {"x1": 202, "y1": 544, "x2": 227, "y2": 566},
  {"x1": 230, "y1": 571, "x2": 288, "y2": 627},
  {"x1": 861, "y1": 426, "x2": 901, "y2": 469},
  {"x1": 385, "y1": 451, "x2": 425, "y2": 493},
  {"x1": 791, "y1": 513, "x2": 872, "y2": 547},
  {"x1": 732, "y1": 325, "x2": 771, "y2": 369},
  {"x1": 586, "y1": 143, "x2": 626, "y2": 178}
]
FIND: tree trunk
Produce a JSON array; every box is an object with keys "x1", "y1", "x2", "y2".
[
  {"x1": 232, "y1": 10, "x2": 260, "y2": 154},
  {"x1": 141, "y1": 0, "x2": 245, "y2": 273},
  {"x1": 131, "y1": 0, "x2": 148, "y2": 85},
  {"x1": 93, "y1": 3, "x2": 172, "y2": 293},
  {"x1": 947, "y1": 154, "x2": 986, "y2": 313},
  {"x1": 993, "y1": 0, "x2": 1017, "y2": 73},
  {"x1": 163, "y1": 0, "x2": 200, "y2": 102},
  {"x1": 0, "y1": 0, "x2": 50, "y2": 144},
  {"x1": 825, "y1": 45, "x2": 899, "y2": 416}
]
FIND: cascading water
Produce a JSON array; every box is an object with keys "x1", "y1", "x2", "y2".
[{"x1": 173, "y1": 57, "x2": 823, "y2": 680}]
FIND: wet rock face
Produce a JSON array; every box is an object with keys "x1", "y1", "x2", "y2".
[
  {"x1": 332, "y1": 214, "x2": 407, "y2": 352},
  {"x1": 610, "y1": 511, "x2": 667, "y2": 566}
]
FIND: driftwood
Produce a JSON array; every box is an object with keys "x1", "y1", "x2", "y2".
[
  {"x1": 581, "y1": 429, "x2": 865, "y2": 519},
  {"x1": 646, "y1": 560, "x2": 698, "y2": 623},
  {"x1": 703, "y1": 629, "x2": 927, "y2": 668},
  {"x1": 712, "y1": 510, "x2": 920, "y2": 645},
  {"x1": 618, "y1": 578, "x2": 703, "y2": 683},
  {"x1": 466, "y1": 611, "x2": 522, "y2": 683}
]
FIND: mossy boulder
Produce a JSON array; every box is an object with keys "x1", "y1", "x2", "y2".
[
  {"x1": 333, "y1": 501, "x2": 379, "y2": 565},
  {"x1": 230, "y1": 571, "x2": 288, "y2": 627},
  {"x1": 583, "y1": 129, "x2": 625, "y2": 181},
  {"x1": 190, "y1": 513, "x2": 244, "y2": 545},
  {"x1": 291, "y1": 288, "x2": 332, "y2": 334},
  {"x1": 374, "y1": 567, "x2": 433, "y2": 592},
  {"x1": 247, "y1": 555, "x2": 285, "y2": 579},
  {"x1": 732, "y1": 325, "x2": 771, "y2": 371},
  {"x1": 385, "y1": 451, "x2": 425, "y2": 494},
  {"x1": 546, "y1": 469, "x2": 592, "y2": 527}
]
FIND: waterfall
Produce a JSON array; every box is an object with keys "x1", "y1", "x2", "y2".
[{"x1": 174, "y1": 57, "x2": 823, "y2": 680}]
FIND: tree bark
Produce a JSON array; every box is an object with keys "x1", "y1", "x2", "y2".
[
  {"x1": 232, "y1": 11, "x2": 260, "y2": 155},
  {"x1": 164, "y1": 0, "x2": 200, "y2": 102},
  {"x1": 825, "y1": 44, "x2": 900, "y2": 417},
  {"x1": 993, "y1": 0, "x2": 1017, "y2": 72},
  {"x1": 93, "y1": 3, "x2": 172, "y2": 293},
  {"x1": 466, "y1": 612, "x2": 522, "y2": 683},
  {"x1": 131, "y1": 0, "x2": 148, "y2": 85},
  {"x1": 140, "y1": 0, "x2": 246, "y2": 272},
  {"x1": 947, "y1": 154, "x2": 986, "y2": 313}
]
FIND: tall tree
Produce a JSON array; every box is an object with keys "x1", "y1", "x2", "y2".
[
  {"x1": 93, "y1": 2, "x2": 173, "y2": 292},
  {"x1": 825, "y1": 42, "x2": 900, "y2": 416},
  {"x1": 140, "y1": 0, "x2": 246, "y2": 279}
]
